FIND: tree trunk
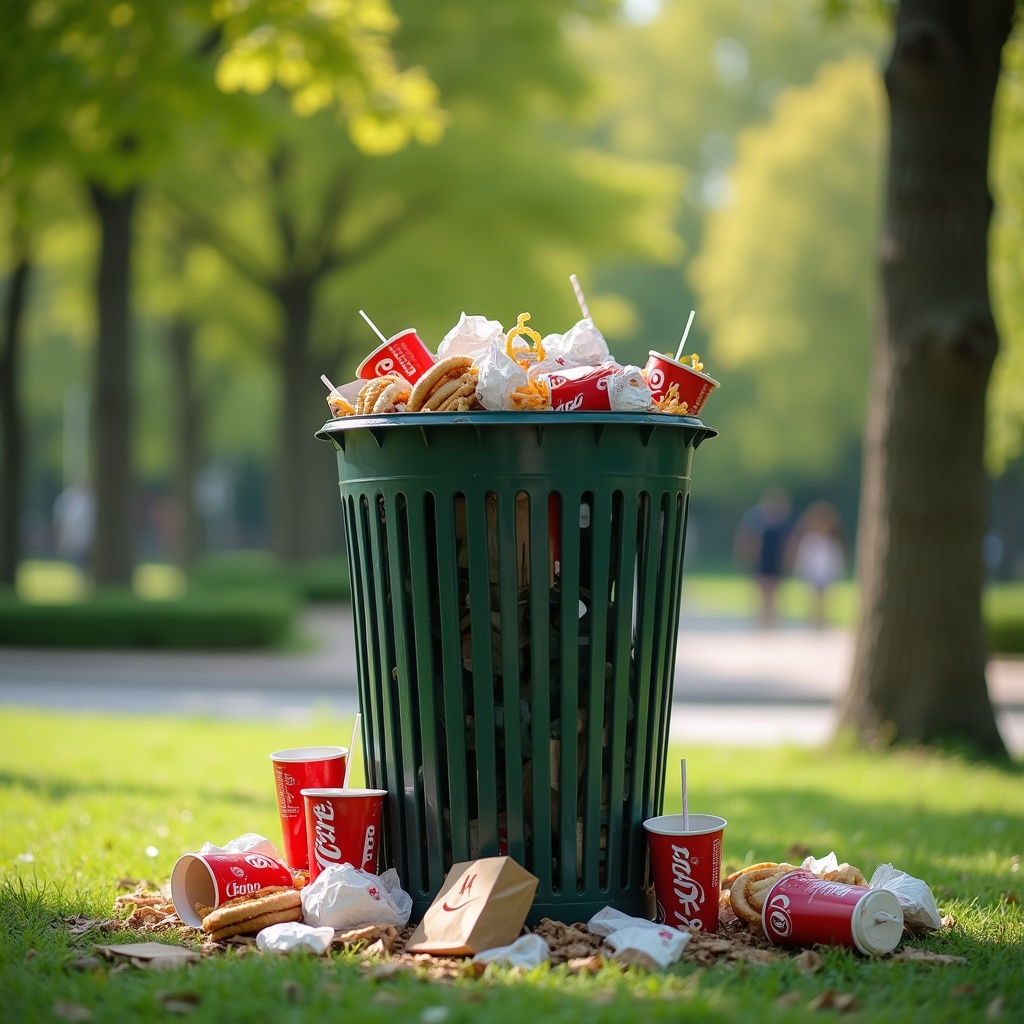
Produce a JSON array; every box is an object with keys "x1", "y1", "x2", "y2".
[
  {"x1": 0, "y1": 245, "x2": 30, "y2": 588},
  {"x1": 840, "y1": 0, "x2": 1012, "y2": 756},
  {"x1": 168, "y1": 315, "x2": 203, "y2": 570},
  {"x1": 88, "y1": 183, "x2": 138, "y2": 586},
  {"x1": 274, "y1": 277, "x2": 337, "y2": 562}
]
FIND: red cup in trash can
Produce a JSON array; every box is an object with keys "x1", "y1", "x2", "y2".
[
  {"x1": 301, "y1": 787, "x2": 387, "y2": 881},
  {"x1": 170, "y1": 851, "x2": 293, "y2": 927},
  {"x1": 270, "y1": 746, "x2": 347, "y2": 870},
  {"x1": 356, "y1": 329, "x2": 436, "y2": 384},
  {"x1": 642, "y1": 351, "x2": 719, "y2": 414},
  {"x1": 644, "y1": 813, "x2": 727, "y2": 932}
]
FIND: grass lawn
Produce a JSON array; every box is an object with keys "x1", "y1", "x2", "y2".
[{"x1": 1, "y1": 708, "x2": 1021, "y2": 1023}]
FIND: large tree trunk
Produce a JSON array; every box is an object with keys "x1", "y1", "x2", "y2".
[
  {"x1": 168, "y1": 315, "x2": 203, "y2": 570},
  {"x1": 274, "y1": 277, "x2": 337, "y2": 561},
  {"x1": 840, "y1": 0, "x2": 1012, "y2": 756},
  {"x1": 88, "y1": 183, "x2": 138, "y2": 586},
  {"x1": 0, "y1": 244, "x2": 30, "y2": 588}
]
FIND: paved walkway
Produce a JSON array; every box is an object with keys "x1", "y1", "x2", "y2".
[{"x1": 1, "y1": 604, "x2": 1021, "y2": 753}]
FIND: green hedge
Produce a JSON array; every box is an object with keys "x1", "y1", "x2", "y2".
[
  {"x1": 189, "y1": 551, "x2": 350, "y2": 603},
  {"x1": 985, "y1": 583, "x2": 1024, "y2": 655},
  {"x1": 0, "y1": 587, "x2": 298, "y2": 649}
]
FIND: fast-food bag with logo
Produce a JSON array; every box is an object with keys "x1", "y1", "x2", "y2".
[{"x1": 404, "y1": 856, "x2": 539, "y2": 956}]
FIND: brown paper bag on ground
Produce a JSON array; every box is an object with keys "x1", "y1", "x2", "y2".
[{"x1": 404, "y1": 857, "x2": 539, "y2": 956}]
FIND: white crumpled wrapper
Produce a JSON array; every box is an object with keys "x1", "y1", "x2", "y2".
[
  {"x1": 437, "y1": 312, "x2": 506, "y2": 361},
  {"x1": 199, "y1": 833, "x2": 285, "y2": 862},
  {"x1": 300, "y1": 864, "x2": 412, "y2": 930},
  {"x1": 587, "y1": 907, "x2": 668, "y2": 938},
  {"x1": 602, "y1": 925, "x2": 688, "y2": 970},
  {"x1": 474, "y1": 342, "x2": 529, "y2": 411},
  {"x1": 471, "y1": 933, "x2": 550, "y2": 969},
  {"x1": 256, "y1": 921, "x2": 335, "y2": 955},
  {"x1": 606, "y1": 365, "x2": 653, "y2": 412},
  {"x1": 533, "y1": 318, "x2": 611, "y2": 374},
  {"x1": 868, "y1": 863, "x2": 942, "y2": 931},
  {"x1": 587, "y1": 906, "x2": 690, "y2": 969}
]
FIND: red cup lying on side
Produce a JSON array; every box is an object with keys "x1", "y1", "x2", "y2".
[
  {"x1": 762, "y1": 870, "x2": 904, "y2": 956},
  {"x1": 270, "y1": 746, "x2": 347, "y2": 870},
  {"x1": 301, "y1": 787, "x2": 386, "y2": 882},
  {"x1": 356, "y1": 329, "x2": 436, "y2": 384},
  {"x1": 644, "y1": 813, "x2": 727, "y2": 932},
  {"x1": 643, "y1": 351, "x2": 719, "y2": 415},
  {"x1": 170, "y1": 851, "x2": 293, "y2": 927}
]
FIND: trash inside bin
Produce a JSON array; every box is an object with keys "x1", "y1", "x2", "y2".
[{"x1": 316, "y1": 410, "x2": 716, "y2": 924}]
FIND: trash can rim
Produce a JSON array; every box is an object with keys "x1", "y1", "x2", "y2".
[{"x1": 316, "y1": 410, "x2": 717, "y2": 442}]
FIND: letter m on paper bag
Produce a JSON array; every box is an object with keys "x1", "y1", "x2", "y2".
[{"x1": 404, "y1": 856, "x2": 539, "y2": 955}]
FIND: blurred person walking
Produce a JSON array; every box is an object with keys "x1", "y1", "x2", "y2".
[
  {"x1": 788, "y1": 500, "x2": 847, "y2": 629},
  {"x1": 53, "y1": 479, "x2": 95, "y2": 574},
  {"x1": 733, "y1": 488, "x2": 793, "y2": 628}
]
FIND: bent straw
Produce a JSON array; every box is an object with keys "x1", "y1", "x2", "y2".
[
  {"x1": 681, "y1": 758, "x2": 689, "y2": 830},
  {"x1": 359, "y1": 309, "x2": 388, "y2": 344},
  {"x1": 343, "y1": 711, "x2": 362, "y2": 789},
  {"x1": 569, "y1": 274, "x2": 591, "y2": 320},
  {"x1": 674, "y1": 309, "x2": 696, "y2": 363},
  {"x1": 320, "y1": 374, "x2": 337, "y2": 392}
]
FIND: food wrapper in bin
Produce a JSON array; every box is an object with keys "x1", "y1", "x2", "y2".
[
  {"x1": 474, "y1": 342, "x2": 530, "y2": 411},
  {"x1": 437, "y1": 312, "x2": 507, "y2": 361},
  {"x1": 256, "y1": 921, "x2": 336, "y2": 955},
  {"x1": 542, "y1": 364, "x2": 652, "y2": 412},
  {"x1": 533, "y1": 318, "x2": 611, "y2": 373},
  {"x1": 300, "y1": 863, "x2": 412, "y2": 930},
  {"x1": 404, "y1": 856, "x2": 539, "y2": 956}
]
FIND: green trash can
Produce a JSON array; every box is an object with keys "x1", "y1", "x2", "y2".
[{"x1": 316, "y1": 410, "x2": 715, "y2": 923}]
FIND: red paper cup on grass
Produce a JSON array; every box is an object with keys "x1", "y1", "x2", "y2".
[
  {"x1": 170, "y1": 851, "x2": 293, "y2": 927},
  {"x1": 644, "y1": 813, "x2": 727, "y2": 932},
  {"x1": 356, "y1": 329, "x2": 436, "y2": 384},
  {"x1": 301, "y1": 787, "x2": 386, "y2": 881},
  {"x1": 643, "y1": 351, "x2": 719, "y2": 415},
  {"x1": 270, "y1": 746, "x2": 347, "y2": 869},
  {"x1": 762, "y1": 870, "x2": 904, "y2": 956}
]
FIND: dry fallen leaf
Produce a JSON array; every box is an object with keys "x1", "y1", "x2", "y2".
[
  {"x1": 807, "y1": 990, "x2": 862, "y2": 1012},
  {"x1": 986, "y1": 995, "x2": 1005, "y2": 1020},
  {"x1": 794, "y1": 949, "x2": 824, "y2": 974},
  {"x1": 157, "y1": 991, "x2": 201, "y2": 1015},
  {"x1": 890, "y1": 949, "x2": 968, "y2": 965},
  {"x1": 68, "y1": 956, "x2": 105, "y2": 972},
  {"x1": 95, "y1": 942, "x2": 200, "y2": 970},
  {"x1": 52, "y1": 1000, "x2": 93, "y2": 1022},
  {"x1": 775, "y1": 992, "x2": 802, "y2": 1009},
  {"x1": 566, "y1": 955, "x2": 604, "y2": 974}
]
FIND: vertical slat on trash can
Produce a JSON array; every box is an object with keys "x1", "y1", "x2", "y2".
[
  {"x1": 403, "y1": 489, "x2": 446, "y2": 892},
  {"x1": 605, "y1": 488, "x2": 638, "y2": 892},
  {"x1": 528, "y1": 489, "x2": 553, "y2": 899},
  {"x1": 383, "y1": 491, "x2": 427, "y2": 894},
  {"x1": 496, "y1": 491, "x2": 526, "y2": 863},
  {"x1": 367, "y1": 488, "x2": 407, "y2": 867},
  {"x1": 557, "y1": 486, "x2": 582, "y2": 895},
  {"x1": 584, "y1": 487, "x2": 613, "y2": 895},
  {"x1": 435, "y1": 493, "x2": 470, "y2": 865},
  {"x1": 465, "y1": 489, "x2": 499, "y2": 857}
]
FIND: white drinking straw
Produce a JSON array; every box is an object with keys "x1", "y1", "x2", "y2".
[
  {"x1": 320, "y1": 374, "x2": 337, "y2": 392},
  {"x1": 674, "y1": 309, "x2": 697, "y2": 363},
  {"x1": 681, "y1": 757, "x2": 689, "y2": 830},
  {"x1": 359, "y1": 309, "x2": 388, "y2": 344},
  {"x1": 569, "y1": 274, "x2": 591, "y2": 320},
  {"x1": 343, "y1": 711, "x2": 362, "y2": 789}
]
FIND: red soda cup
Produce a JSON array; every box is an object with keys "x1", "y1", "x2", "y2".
[
  {"x1": 643, "y1": 351, "x2": 719, "y2": 414},
  {"x1": 356, "y1": 329, "x2": 436, "y2": 384},
  {"x1": 269, "y1": 746, "x2": 347, "y2": 870},
  {"x1": 170, "y1": 851, "x2": 293, "y2": 927},
  {"x1": 542, "y1": 364, "x2": 618, "y2": 411},
  {"x1": 762, "y1": 870, "x2": 904, "y2": 956},
  {"x1": 644, "y1": 813, "x2": 727, "y2": 932},
  {"x1": 301, "y1": 787, "x2": 387, "y2": 882}
]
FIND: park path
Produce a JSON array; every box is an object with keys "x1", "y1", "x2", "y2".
[{"x1": 1, "y1": 603, "x2": 1021, "y2": 753}]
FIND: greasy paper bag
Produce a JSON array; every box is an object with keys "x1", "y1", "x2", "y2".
[{"x1": 404, "y1": 856, "x2": 539, "y2": 956}]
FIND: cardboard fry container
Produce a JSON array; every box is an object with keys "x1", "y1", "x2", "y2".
[
  {"x1": 404, "y1": 856, "x2": 539, "y2": 955},
  {"x1": 170, "y1": 851, "x2": 293, "y2": 927}
]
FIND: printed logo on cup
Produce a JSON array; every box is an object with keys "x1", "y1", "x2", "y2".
[
  {"x1": 765, "y1": 891, "x2": 793, "y2": 939},
  {"x1": 669, "y1": 843, "x2": 706, "y2": 930},
  {"x1": 374, "y1": 356, "x2": 395, "y2": 376},
  {"x1": 311, "y1": 799, "x2": 343, "y2": 872},
  {"x1": 361, "y1": 824, "x2": 377, "y2": 869},
  {"x1": 646, "y1": 366, "x2": 666, "y2": 392}
]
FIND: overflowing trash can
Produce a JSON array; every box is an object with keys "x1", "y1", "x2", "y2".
[{"x1": 316, "y1": 410, "x2": 716, "y2": 923}]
